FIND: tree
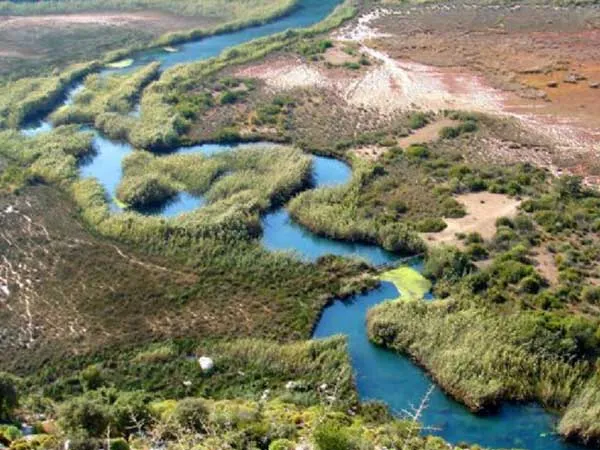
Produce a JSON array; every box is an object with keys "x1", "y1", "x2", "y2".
[{"x1": 0, "y1": 372, "x2": 19, "y2": 421}]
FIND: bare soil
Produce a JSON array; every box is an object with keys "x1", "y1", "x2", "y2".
[{"x1": 421, "y1": 192, "x2": 521, "y2": 246}]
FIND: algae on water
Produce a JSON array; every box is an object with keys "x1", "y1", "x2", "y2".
[{"x1": 380, "y1": 266, "x2": 431, "y2": 300}]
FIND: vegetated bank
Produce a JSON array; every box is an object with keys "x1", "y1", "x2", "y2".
[{"x1": 367, "y1": 175, "x2": 600, "y2": 446}]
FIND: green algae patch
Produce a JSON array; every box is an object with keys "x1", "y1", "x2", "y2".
[
  {"x1": 106, "y1": 58, "x2": 134, "y2": 69},
  {"x1": 380, "y1": 266, "x2": 431, "y2": 300}
]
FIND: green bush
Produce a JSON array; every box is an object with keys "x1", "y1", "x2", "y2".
[
  {"x1": 172, "y1": 398, "x2": 210, "y2": 432},
  {"x1": 59, "y1": 395, "x2": 111, "y2": 438},
  {"x1": 0, "y1": 372, "x2": 19, "y2": 421},
  {"x1": 313, "y1": 421, "x2": 356, "y2": 450},
  {"x1": 424, "y1": 246, "x2": 473, "y2": 282},
  {"x1": 405, "y1": 144, "x2": 429, "y2": 159},
  {"x1": 582, "y1": 286, "x2": 600, "y2": 305},
  {"x1": 416, "y1": 217, "x2": 447, "y2": 233},
  {"x1": 109, "y1": 438, "x2": 130, "y2": 450},
  {"x1": 408, "y1": 112, "x2": 428, "y2": 130}
]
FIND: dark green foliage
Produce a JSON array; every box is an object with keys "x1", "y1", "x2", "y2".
[
  {"x1": 424, "y1": 246, "x2": 473, "y2": 282},
  {"x1": 0, "y1": 372, "x2": 19, "y2": 421},
  {"x1": 59, "y1": 394, "x2": 111, "y2": 438},
  {"x1": 405, "y1": 144, "x2": 429, "y2": 159}
]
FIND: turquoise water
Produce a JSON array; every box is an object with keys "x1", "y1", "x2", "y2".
[{"x1": 313, "y1": 275, "x2": 580, "y2": 450}]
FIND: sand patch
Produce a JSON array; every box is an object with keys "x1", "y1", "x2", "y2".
[
  {"x1": 532, "y1": 245, "x2": 559, "y2": 285},
  {"x1": 0, "y1": 12, "x2": 183, "y2": 28},
  {"x1": 421, "y1": 192, "x2": 521, "y2": 246}
]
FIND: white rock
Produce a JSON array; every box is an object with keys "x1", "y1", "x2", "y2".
[
  {"x1": 285, "y1": 381, "x2": 298, "y2": 390},
  {"x1": 198, "y1": 356, "x2": 214, "y2": 372},
  {"x1": 319, "y1": 383, "x2": 328, "y2": 391},
  {"x1": 182, "y1": 380, "x2": 192, "y2": 387}
]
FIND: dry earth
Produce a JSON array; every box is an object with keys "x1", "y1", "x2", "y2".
[
  {"x1": 237, "y1": 3, "x2": 600, "y2": 182},
  {"x1": 420, "y1": 192, "x2": 521, "y2": 246}
]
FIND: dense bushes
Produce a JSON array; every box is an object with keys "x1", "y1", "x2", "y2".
[{"x1": 0, "y1": 372, "x2": 19, "y2": 421}]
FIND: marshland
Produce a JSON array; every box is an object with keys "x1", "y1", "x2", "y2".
[{"x1": 1, "y1": 0, "x2": 600, "y2": 449}]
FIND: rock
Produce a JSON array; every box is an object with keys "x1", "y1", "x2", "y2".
[
  {"x1": 197, "y1": 356, "x2": 214, "y2": 372},
  {"x1": 182, "y1": 380, "x2": 192, "y2": 387},
  {"x1": 319, "y1": 383, "x2": 328, "y2": 391},
  {"x1": 285, "y1": 381, "x2": 298, "y2": 390},
  {"x1": 564, "y1": 74, "x2": 578, "y2": 84},
  {"x1": 590, "y1": 81, "x2": 600, "y2": 89},
  {"x1": 546, "y1": 81, "x2": 558, "y2": 88}
]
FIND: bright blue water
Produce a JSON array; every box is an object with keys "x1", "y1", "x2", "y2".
[{"x1": 313, "y1": 275, "x2": 580, "y2": 450}]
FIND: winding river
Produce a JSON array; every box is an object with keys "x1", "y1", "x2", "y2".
[{"x1": 19, "y1": 1, "x2": 583, "y2": 448}]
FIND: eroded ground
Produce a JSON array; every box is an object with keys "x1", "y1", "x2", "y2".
[{"x1": 226, "y1": 3, "x2": 600, "y2": 182}]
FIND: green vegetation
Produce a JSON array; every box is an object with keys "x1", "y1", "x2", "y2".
[
  {"x1": 0, "y1": 372, "x2": 19, "y2": 421},
  {"x1": 368, "y1": 299, "x2": 590, "y2": 412},
  {"x1": 0, "y1": 63, "x2": 97, "y2": 129},
  {"x1": 0, "y1": 337, "x2": 478, "y2": 450},
  {"x1": 51, "y1": 63, "x2": 160, "y2": 130},
  {"x1": 368, "y1": 175, "x2": 600, "y2": 444}
]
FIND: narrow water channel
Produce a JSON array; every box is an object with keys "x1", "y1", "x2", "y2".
[{"x1": 17, "y1": 0, "x2": 585, "y2": 447}]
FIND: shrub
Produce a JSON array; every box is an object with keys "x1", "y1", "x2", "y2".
[
  {"x1": 439, "y1": 126, "x2": 460, "y2": 139},
  {"x1": 313, "y1": 421, "x2": 355, "y2": 450},
  {"x1": 0, "y1": 372, "x2": 19, "y2": 421},
  {"x1": 116, "y1": 174, "x2": 177, "y2": 208},
  {"x1": 111, "y1": 391, "x2": 151, "y2": 436},
  {"x1": 582, "y1": 286, "x2": 600, "y2": 305},
  {"x1": 424, "y1": 246, "x2": 473, "y2": 282},
  {"x1": 80, "y1": 365, "x2": 104, "y2": 391},
  {"x1": 172, "y1": 398, "x2": 210, "y2": 432},
  {"x1": 466, "y1": 243, "x2": 489, "y2": 261},
  {"x1": 59, "y1": 395, "x2": 110, "y2": 438},
  {"x1": 408, "y1": 112, "x2": 428, "y2": 129},
  {"x1": 219, "y1": 90, "x2": 239, "y2": 105},
  {"x1": 268, "y1": 439, "x2": 296, "y2": 450},
  {"x1": 416, "y1": 217, "x2": 447, "y2": 233},
  {"x1": 405, "y1": 144, "x2": 429, "y2": 159},
  {"x1": 109, "y1": 438, "x2": 130, "y2": 450}
]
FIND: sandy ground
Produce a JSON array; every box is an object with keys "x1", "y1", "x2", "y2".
[
  {"x1": 420, "y1": 192, "x2": 521, "y2": 246},
  {"x1": 531, "y1": 246, "x2": 559, "y2": 285},
  {"x1": 0, "y1": 11, "x2": 204, "y2": 29}
]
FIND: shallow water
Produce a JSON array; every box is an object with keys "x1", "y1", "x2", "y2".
[{"x1": 313, "y1": 273, "x2": 581, "y2": 450}]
